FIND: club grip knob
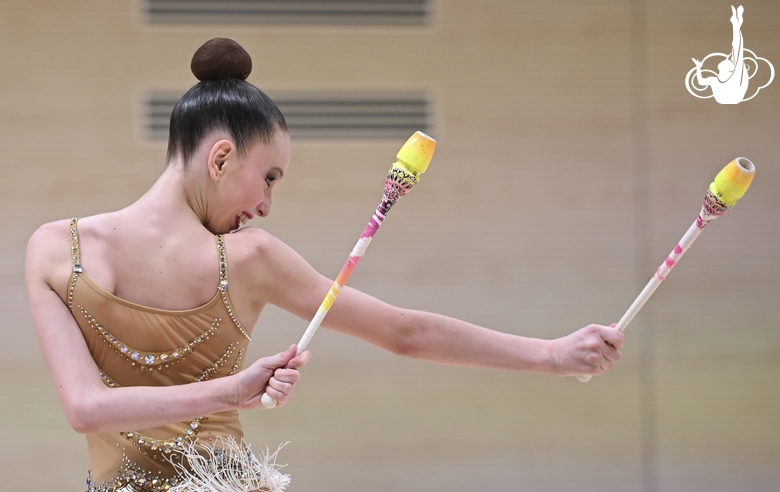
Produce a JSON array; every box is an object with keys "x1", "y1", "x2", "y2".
[{"x1": 260, "y1": 392, "x2": 278, "y2": 409}]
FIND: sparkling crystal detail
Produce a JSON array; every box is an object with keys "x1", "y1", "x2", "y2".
[{"x1": 79, "y1": 307, "x2": 221, "y2": 371}]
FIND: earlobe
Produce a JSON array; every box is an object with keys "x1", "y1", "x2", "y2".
[{"x1": 208, "y1": 139, "x2": 236, "y2": 181}]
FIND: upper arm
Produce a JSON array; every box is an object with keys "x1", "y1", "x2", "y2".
[
  {"x1": 25, "y1": 223, "x2": 105, "y2": 430},
  {"x1": 241, "y1": 228, "x2": 415, "y2": 354}
]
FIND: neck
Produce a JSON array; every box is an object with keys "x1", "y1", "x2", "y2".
[{"x1": 133, "y1": 164, "x2": 212, "y2": 231}]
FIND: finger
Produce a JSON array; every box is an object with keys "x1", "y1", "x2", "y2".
[
  {"x1": 267, "y1": 376, "x2": 294, "y2": 396},
  {"x1": 261, "y1": 385, "x2": 289, "y2": 406},
  {"x1": 288, "y1": 350, "x2": 312, "y2": 369},
  {"x1": 598, "y1": 325, "x2": 625, "y2": 350},
  {"x1": 261, "y1": 344, "x2": 298, "y2": 370},
  {"x1": 602, "y1": 345, "x2": 622, "y2": 363},
  {"x1": 272, "y1": 367, "x2": 301, "y2": 384},
  {"x1": 264, "y1": 378, "x2": 295, "y2": 406}
]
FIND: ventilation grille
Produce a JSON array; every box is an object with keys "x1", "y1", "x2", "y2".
[
  {"x1": 143, "y1": 91, "x2": 431, "y2": 141},
  {"x1": 145, "y1": 0, "x2": 429, "y2": 25}
]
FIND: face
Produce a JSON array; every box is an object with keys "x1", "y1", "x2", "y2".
[{"x1": 209, "y1": 132, "x2": 291, "y2": 234}]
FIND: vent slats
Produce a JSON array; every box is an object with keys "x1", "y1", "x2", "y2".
[
  {"x1": 143, "y1": 92, "x2": 430, "y2": 140},
  {"x1": 145, "y1": 0, "x2": 428, "y2": 25}
]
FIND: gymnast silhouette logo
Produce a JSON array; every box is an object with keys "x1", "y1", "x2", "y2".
[{"x1": 685, "y1": 5, "x2": 774, "y2": 104}]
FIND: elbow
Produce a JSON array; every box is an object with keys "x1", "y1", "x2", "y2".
[
  {"x1": 386, "y1": 309, "x2": 428, "y2": 358},
  {"x1": 61, "y1": 390, "x2": 104, "y2": 434},
  {"x1": 68, "y1": 419, "x2": 95, "y2": 435}
]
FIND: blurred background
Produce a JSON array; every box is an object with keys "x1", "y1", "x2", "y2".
[{"x1": 1, "y1": 1, "x2": 778, "y2": 490}]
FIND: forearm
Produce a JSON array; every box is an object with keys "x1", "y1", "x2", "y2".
[
  {"x1": 394, "y1": 310, "x2": 556, "y2": 374},
  {"x1": 66, "y1": 374, "x2": 236, "y2": 434},
  {"x1": 321, "y1": 288, "x2": 556, "y2": 374}
]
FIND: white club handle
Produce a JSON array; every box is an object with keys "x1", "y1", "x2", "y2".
[
  {"x1": 261, "y1": 392, "x2": 278, "y2": 409},
  {"x1": 577, "y1": 219, "x2": 705, "y2": 383},
  {"x1": 260, "y1": 337, "x2": 314, "y2": 409}
]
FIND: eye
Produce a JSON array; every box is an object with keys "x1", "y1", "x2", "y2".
[{"x1": 263, "y1": 168, "x2": 284, "y2": 187}]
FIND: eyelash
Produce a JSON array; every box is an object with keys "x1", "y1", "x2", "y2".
[{"x1": 265, "y1": 176, "x2": 276, "y2": 186}]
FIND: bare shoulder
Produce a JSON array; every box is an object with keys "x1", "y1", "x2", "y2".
[
  {"x1": 26, "y1": 219, "x2": 73, "y2": 266},
  {"x1": 222, "y1": 226, "x2": 312, "y2": 284},
  {"x1": 25, "y1": 219, "x2": 75, "y2": 299},
  {"x1": 223, "y1": 227, "x2": 295, "y2": 265},
  {"x1": 223, "y1": 226, "x2": 328, "y2": 315}
]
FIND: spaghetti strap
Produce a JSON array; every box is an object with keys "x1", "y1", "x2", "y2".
[
  {"x1": 67, "y1": 218, "x2": 83, "y2": 309},
  {"x1": 69, "y1": 218, "x2": 83, "y2": 273},
  {"x1": 215, "y1": 234, "x2": 251, "y2": 341}
]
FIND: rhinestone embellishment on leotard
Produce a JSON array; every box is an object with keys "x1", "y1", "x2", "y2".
[
  {"x1": 79, "y1": 306, "x2": 221, "y2": 370},
  {"x1": 86, "y1": 454, "x2": 183, "y2": 492},
  {"x1": 215, "y1": 235, "x2": 251, "y2": 341},
  {"x1": 194, "y1": 344, "x2": 246, "y2": 382},
  {"x1": 68, "y1": 218, "x2": 82, "y2": 309},
  {"x1": 122, "y1": 417, "x2": 207, "y2": 456},
  {"x1": 99, "y1": 369, "x2": 120, "y2": 388}
]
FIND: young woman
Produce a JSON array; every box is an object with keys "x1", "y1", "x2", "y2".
[{"x1": 25, "y1": 38, "x2": 623, "y2": 492}]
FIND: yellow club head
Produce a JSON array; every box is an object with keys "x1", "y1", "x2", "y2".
[
  {"x1": 709, "y1": 157, "x2": 756, "y2": 208},
  {"x1": 394, "y1": 131, "x2": 436, "y2": 176}
]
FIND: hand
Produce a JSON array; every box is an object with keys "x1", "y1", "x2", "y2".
[
  {"x1": 549, "y1": 324, "x2": 623, "y2": 377},
  {"x1": 230, "y1": 344, "x2": 312, "y2": 410},
  {"x1": 692, "y1": 58, "x2": 702, "y2": 68}
]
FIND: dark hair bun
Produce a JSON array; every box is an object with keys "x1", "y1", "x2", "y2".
[{"x1": 191, "y1": 38, "x2": 252, "y2": 81}]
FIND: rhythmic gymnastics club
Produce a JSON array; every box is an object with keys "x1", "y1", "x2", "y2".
[
  {"x1": 578, "y1": 157, "x2": 756, "y2": 382},
  {"x1": 261, "y1": 131, "x2": 437, "y2": 408}
]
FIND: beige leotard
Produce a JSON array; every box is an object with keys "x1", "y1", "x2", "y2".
[{"x1": 67, "y1": 218, "x2": 264, "y2": 491}]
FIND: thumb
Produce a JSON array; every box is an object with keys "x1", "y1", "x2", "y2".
[{"x1": 261, "y1": 344, "x2": 298, "y2": 370}]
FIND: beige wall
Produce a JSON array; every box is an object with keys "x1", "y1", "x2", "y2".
[{"x1": 1, "y1": 1, "x2": 778, "y2": 490}]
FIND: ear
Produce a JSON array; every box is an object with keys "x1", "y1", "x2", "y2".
[{"x1": 207, "y1": 139, "x2": 236, "y2": 182}]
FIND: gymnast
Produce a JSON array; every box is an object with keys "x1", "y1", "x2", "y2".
[
  {"x1": 692, "y1": 5, "x2": 749, "y2": 104},
  {"x1": 25, "y1": 38, "x2": 623, "y2": 492}
]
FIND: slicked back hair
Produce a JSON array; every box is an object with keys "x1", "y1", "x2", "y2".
[{"x1": 166, "y1": 78, "x2": 287, "y2": 167}]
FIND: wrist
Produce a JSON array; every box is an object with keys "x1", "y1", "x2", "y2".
[
  {"x1": 542, "y1": 338, "x2": 562, "y2": 376},
  {"x1": 218, "y1": 373, "x2": 241, "y2": 412}
]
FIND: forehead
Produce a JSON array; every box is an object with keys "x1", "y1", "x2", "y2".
[{"x1": 243, "y1": 132, "x2": 291, "y2": 172}]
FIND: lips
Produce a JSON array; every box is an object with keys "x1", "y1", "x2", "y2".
[
  {"x1": 232, "y1": 211, "x2": 254, "y2": 231},
  {"x1": 240, "y1": 211, "x2": 253, "y2": 224}
]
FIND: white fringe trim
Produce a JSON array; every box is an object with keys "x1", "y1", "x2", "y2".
[{"x1": 167, "y1": 436, "x2": 290, "y2": 492}]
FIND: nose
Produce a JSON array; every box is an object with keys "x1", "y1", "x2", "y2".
[{"x1": 257, "y1": 195, "x2": 271, "y2": 218}]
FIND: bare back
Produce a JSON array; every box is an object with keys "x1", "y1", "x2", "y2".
[
  {"x1": 76, "y1": 212, "x2": 221, "y2": 309},
  {"x1": 42, "y1": 211, "x2": 268, "y2": 335}
]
